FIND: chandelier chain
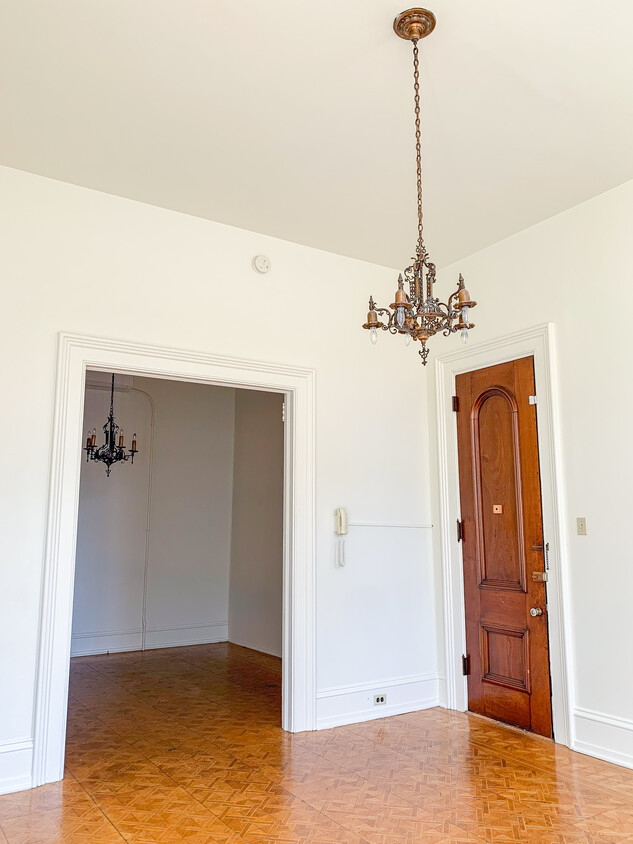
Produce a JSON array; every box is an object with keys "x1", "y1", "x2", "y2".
[{"x1": 413, "y1": 39, "x2": 423, "y2": 258}]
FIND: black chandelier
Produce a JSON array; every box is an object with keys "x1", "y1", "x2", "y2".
[{"x1": 84, "y1": 374, "x2": 138, "y2": 476}]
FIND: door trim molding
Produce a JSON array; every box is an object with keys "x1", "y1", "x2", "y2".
[
  {"x1": 434, "y1": 323, "x2": 573, "y2": 746},
  {"x1": 32, "y1": 332, "x2": 316, "y2": 787}
]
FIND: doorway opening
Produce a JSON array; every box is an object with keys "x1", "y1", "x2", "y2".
[
  {"x1": 33, "y1": 333, "x2": 316, "y2": 788},
  {"x1": 67, "y1": 371, "x2": 285, "y2": 781}
]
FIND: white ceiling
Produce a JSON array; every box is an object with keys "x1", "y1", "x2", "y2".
[{"x1": 3, "y1": 1, "x2": 633, "y2": 268}]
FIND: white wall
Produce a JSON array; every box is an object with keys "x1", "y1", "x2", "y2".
[
  {"x1": 71, "y1": 376, "x2": 236, "y2": 657},
  {"x1": 136, "y1": 377, "x2": 235, "y2": 649},
  {"x1": 0, "y1": 165, "x2": 438, "y2": 792},
  {"x1": 429, "y1": 179, "x2": 633, "y2": 768},
  {"x1": 229, "y1": 389, "x2": 284, "y2": 658}
]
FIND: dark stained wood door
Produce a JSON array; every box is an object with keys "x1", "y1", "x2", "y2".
[{"x1": 455, "y1": 356, "x2": 552, "y2": 738}]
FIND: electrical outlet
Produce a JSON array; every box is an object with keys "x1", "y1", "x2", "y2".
[
  {"x1": 373, "y1": 694, "x2": 386, "y2": 706},
  {"x1": 576, "y1": 517, "x2": 587, "y2": 536}
]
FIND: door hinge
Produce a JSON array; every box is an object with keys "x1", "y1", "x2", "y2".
[
  {"x1": 528, "y1": 395, "x2": 537, "y2": 405},
  {"x1": 456, "y1": 519, "x2": 463, "y2": 543},
  {"x1": 452, "y1": 395, "x2": 459, "y2": 412},
  {"x1": 462, "y1": 654, "x2": 470, "y2": 676},
  {"x1": 282, "y1": 402, "x2": 286, "y2": 423}
]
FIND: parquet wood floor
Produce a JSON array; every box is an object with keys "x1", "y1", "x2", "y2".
[{"x1": 2, "y1": 644, "x2": 633, "y2": 843}]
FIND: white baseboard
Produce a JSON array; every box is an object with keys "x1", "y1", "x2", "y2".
[
  {"x1": 316, "y1": 673, "x2": 440, "y2": 730},
  {"x1": 71, "y1": 628, "x2": 142, "y2": 657},
  {"x1": 228, "y1": 636, "x2": 282, "y2": 659},
  {"x1": 145, "y1": 622, "x2": 228, "y2": 649},
  {"x1": 0, "y1": 738, "x2": 33, "y2": 795},
  {"x1": 437, "y1": 675, "x2": 448, "y2": 708},
  {"x1": 70, "y1": 622, "x2": 229, "y2": 656},
  {"x1": 573, "y1": 707, "x2": 633, "y2": 770}
]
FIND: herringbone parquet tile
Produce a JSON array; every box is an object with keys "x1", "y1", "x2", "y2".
[{"x1": 1, "y1": 643, "x2": 633, "y2": 842}]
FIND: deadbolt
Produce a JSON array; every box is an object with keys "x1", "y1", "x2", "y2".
[{"x1": 530, "y1": 607, "x2": 543, "y2": 617}]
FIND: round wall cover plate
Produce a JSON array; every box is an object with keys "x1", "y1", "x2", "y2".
[{"x1": 252, "y1": 255, "x2": 271, "y2": 274}]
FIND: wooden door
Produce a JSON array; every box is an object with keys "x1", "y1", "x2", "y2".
[{"x1": 455, "y1": 356, "x2": 552, "y2": 738}]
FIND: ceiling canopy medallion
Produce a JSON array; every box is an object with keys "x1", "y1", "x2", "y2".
[{"x1": 362, "y1": 8, "x2": 477, "y2": 365}]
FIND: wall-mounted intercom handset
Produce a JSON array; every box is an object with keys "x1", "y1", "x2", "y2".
[
  {"x1": 334, "y1": 507, "x2": 348, "y2": 567},
  {"x1": 335, "y1": 507, "x2": 348, "y2": 536}
]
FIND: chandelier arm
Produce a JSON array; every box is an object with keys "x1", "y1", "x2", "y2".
[{"x1": 434, "y1": 301, "x2": 452, "y2": 317}]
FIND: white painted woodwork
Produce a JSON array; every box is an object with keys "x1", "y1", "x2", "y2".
[{"x1": 30, "y1": 332, "x2": 317, "y2": 787}]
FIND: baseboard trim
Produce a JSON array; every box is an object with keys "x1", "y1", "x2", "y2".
[
  {"x1": 228, "y1": 637, "x2": 282, "y2": 659},
  {"x1": 317, "y1": 697, "x2": 439, "y2": 730},
  {"x1": 71, "y1": 629, "x2": 142, "y2": 657},
  {"x1": 573, "y1": 739, "x2": 633, "y2": 770},
  {"x1": 437, "y1": 675, "x2": 448, "y2": 708},
  {"x1": 573, "y1": 707, "x2": 633, "y2": 770},
  {"x1": 71, "y1": 622, "x2": 229, "y2": 656},
  {"x1": 316, "y1": 673, "x2": 440, "y2": 730},
  {"x1": 145, "y1": 622, "x2": 228, "y2": 650},
  {"x1": 0, "y1": 738, "x2": 33, "y2": 795}
]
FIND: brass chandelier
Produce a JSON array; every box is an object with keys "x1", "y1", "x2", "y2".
[{"x1": 362, "y1": 8, "x2": 477, "y2": 365}]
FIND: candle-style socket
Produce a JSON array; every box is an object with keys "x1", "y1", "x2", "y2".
[{"x1": 363, "y1": 310, "x2": 384, "y2": 330}]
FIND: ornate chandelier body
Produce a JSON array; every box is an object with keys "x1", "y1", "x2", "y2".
[
  {"x1": 362, "y1": 8, "x2": 477, "y2": 365},
  {"x1": 84, "y1": 374, "x2": 138, "y2": 476}
]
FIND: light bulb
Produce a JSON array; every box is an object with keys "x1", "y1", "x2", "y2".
[
  {"x1": 461, "y1": 305, "x2": 470, "y2": 327},
  {"x1": 405, "y1": 333, "x2": 412, "y2": 346},
  {"x1": 396, "y1": 305, "x2": 405, "y2": 328},
  {"x1": 461, "y1": 327, "x2": 469, "y2": 344},
  {"x1": 370, "y1": 326, "x2": 378, "y2": 345}
]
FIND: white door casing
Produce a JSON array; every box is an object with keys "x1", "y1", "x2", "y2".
[
  {"x1": 433, "y1": 323, "x2": 574, "y2": 747},
  {"x1": 32, "y1": 332, "x2": 316, "y2": 787}
]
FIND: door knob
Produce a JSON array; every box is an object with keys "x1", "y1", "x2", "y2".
[{"x1": 530, "y1": 607, "x2": 543, "y2": 617}]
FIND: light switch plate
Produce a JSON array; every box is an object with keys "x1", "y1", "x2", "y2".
[{"x1": 576, "y1": 517, "x2": 587, "y2": 536}]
